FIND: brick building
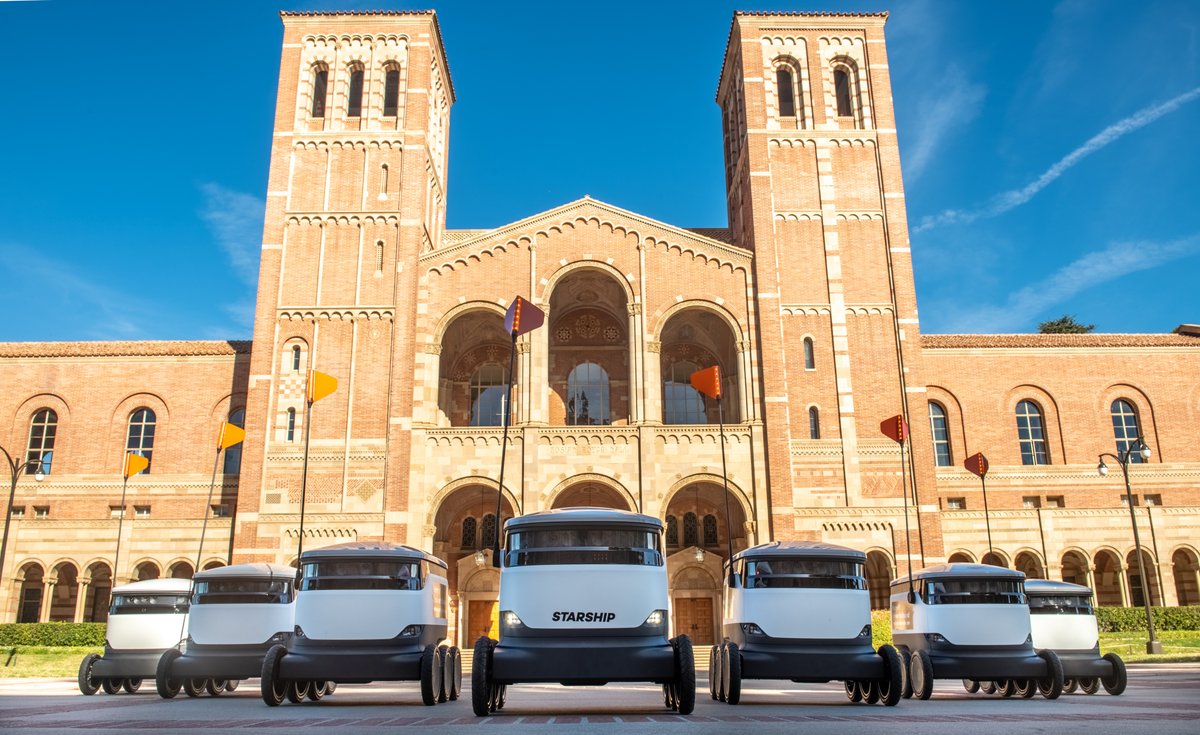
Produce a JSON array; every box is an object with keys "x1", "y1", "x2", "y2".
[{"x1": 1, "y1": 11, "x2": 1197, "y2": 644}]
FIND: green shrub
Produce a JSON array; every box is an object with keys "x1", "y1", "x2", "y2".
[
  {"x1": 0, "y1": 622, "x2": 106, "y2": 647},
  {"x1": 871, "y1": 610, "x2": 892, "y2": 648},
  {"x1": 1095, "y1": 606, "x2": 1200, "y2": 633}
]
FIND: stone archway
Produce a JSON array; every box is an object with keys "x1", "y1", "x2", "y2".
[
  {"x1": 1127, "y1": 549, "x2": 1160, "y2": 607},
  {"x1": 1015, "y1": 551, "x2": 1045, "y2": 580},
  {"x1": 456, "y1": 558, "x2": 501, "y2": 649},
  {"x1": 168, "y1": 561, "x2": 194, "y2": 579},
  {"x1": 437, "y1": 308, "x2": 513, "y2": 427},
  {"x1": 658, "y1": 306, "x2": 741, "y2": 424},
  {"x1": 548, "y1": 268, "x2": 631, "y2": 426},
  {"x1": 48, "y1": 562, "x2": 79, "y2": 622},
  {"x1": 1173, "y1": 548, "x2": 1200, "y2": 606},
  {"x1": 134, "y1": 561, "x2": 160, "y2": 581},
  {"x1": 663, "y1": 480, "x2": 750, "y2": 563},
  {"x1": 982, "y1": 550, "x2": 1009, "y2": 568},
  {"x1": 1060, "y1": 551, "x2": 1090, "y2": 589},
  {"x1": 549, "y1": 477, "x2": 633, "y2": 511},
  {"x1": 947, "y1": 551, "x2": 975, "y2": 564},
  {"x1": 1094, "y1": 550, "x2": 1123, "y2": 607},
  {"x1": 667, "y1": 555, "x2": 723, "y2": 646},
  {"x1": 84, "y1": 562, "x2": 112, "y2": 623},
  {"x1": 16, "y1": 562, "x2": 44, "y2": 623}
]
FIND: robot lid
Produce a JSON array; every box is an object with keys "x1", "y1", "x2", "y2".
[
  {"x1": 730, "y1": 540, "x2": 866, "y2": 564},
  {"x1": 299, "y1": 540, "x2": 448, "y2": 569},
  {"x1": 192, "y1": 562, "x2": 297, "y2": 582},
  {"x1": 111, "y1": 578, "x2": 194, "y2": 596},
  {"x1": 891, "y1": 562, "x2": 1025, "y2": 589},
  {"x1": 504, "y1": 507, "x2": 663, "y2": 531},
  {"x1": 1024, "y1": 579, "x2": 1093, "y2": 597}
]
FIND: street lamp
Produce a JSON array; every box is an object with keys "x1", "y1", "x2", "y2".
[
  {"x1": 1097, "y1": 437, "x2": 1161, "y2": 654},
  {"x1": 0, "y1": 447, "x2": 49, "y2": 587}
]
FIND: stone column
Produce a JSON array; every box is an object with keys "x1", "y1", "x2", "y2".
[
  {"x1": 528, "y1": 305, "x2": 549, "y2": 425},
  {"x1": 38, "y1": 576, "x2": 55, "y2": 623},
  {"x1": 1118, "y1": 565, "x2": 1131, "y2": 607},
  {"x1": 627, "y1": 303, "x2": 643, "y2": 423},
  {"x1": 73, "y1": 579, "x2": 90, "y2": 623},
  {"x1": 645, "y1": 340, "x2": 662, "y2": 423},
  {"x1": 1159, "y1": 562, "x2": 1179, "y2": 607}
]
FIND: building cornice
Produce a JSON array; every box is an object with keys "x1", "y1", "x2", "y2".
[{"x1": 0, "y1": 340, "x2": 250, "y2": 359}]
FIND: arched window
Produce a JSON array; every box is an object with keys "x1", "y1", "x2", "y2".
[
  {"x1": 126, "y1": 408, "x2": 156, "y2": 474},
  {"x1": 566, "y1": 362, "x2": 610, "y2": 426},
  {"x1": 808, "y1": 406, "x2": 821, "y2": 439},
  {"x1": 379, "y1": 164, "x2": 389, "y2": 198},
  {"x1": 776, "y1": 67, "x2": 796, "y2": 117},
  {"x1": 469, "y1": 364, "x2": 507, "y2": 427},
  {"x1": 803, "y1": 337, "x2": 815, "y2": 370},
  {"x1": 375, "y1": 240, "x2": 385, "y2": 272},
  {"x1": 664, "y1": 361, "x2": 707, "y2": 424},
  {"x1": 286, "y1": 408, "x2": 296, "y2": 442},
  {"x1": 1015, "y1": 400, "x2": 1048, "y2": 465},
  {"x1": 26, "y1": 409, "x2": 57, "y2": 475},
  {"x1": 665, "y1": 515, "x2": 679, "y2": 547},
  {"x1": 223, "y1": 408, "x2": 245, "y2": 475},
  {"x1": 1111, "y1": 400, "x2": 1144, "y2": 463},
  {"x1": 480, "y1": 514, "x2": 498, "y2": 550},
  {"x1": 461, "y1": 517, "x2": 477, "y2": 549},
  {"x1": 347, "y1": 67, "x2": 364, "y2": 117},
  {"x1": 683, "y1": 512, "x2": 699, "y2": 547},
  {"x1": 928, "y1": 402, "x2": 952, "y2": 467},
  {"x1": 383, "y1": 66, "x2": 400, "y2": 116},
  {"x1": 292, "y1": 345, "x2": 301, "y2": 372},
  {"x1": 834, "y1": 68, "x2": 853, "y2": 117},
  {"x1": 702, "y1": 514, "x2": 719, "y2": 547},
  {"x1": 311, "y1": 67, "x2": 328, "y2": 118}
]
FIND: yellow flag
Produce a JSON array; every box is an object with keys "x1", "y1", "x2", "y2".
[
  {"x1": 307, "y1": 370, "x2": 337, "y2": 404},
  {"x1": 123, "y1": 452, "x2": 149, "y2": 479},
  {"x1": 217, "y1": 422, "x2": 246, "y2": 450}
]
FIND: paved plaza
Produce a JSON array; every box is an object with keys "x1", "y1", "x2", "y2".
[{"x1": 1, "y1": 664, "x2": 1197, "y2": 734}]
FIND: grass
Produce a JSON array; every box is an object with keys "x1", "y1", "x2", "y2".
[
  {"x1": 1099, "y1": 630, "x2": 1200, "y2": 663},
  {"x1": 0, "y1": 646, "x2": 102, "y2": 679}
]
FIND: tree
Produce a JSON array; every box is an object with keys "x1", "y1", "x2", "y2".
[{"x1": 1037, "y1": 315, "x2": 1096, "y2": 334}]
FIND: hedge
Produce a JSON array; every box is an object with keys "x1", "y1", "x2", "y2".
[
  {"x1": 0, "y1": 622, "x2": 106, "y2": 647},
  {"x1": 1094, "y1": 606, "x2": 1200, "y2": 633}
]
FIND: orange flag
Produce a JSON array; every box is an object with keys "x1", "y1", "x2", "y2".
[
  {"x1": 217, "y1": 422, "x2": 246, "y2": 450},
  {"x1": 122, "y1": 452, "x2": 149, "y2": 479},
  {"x1": 690, "y1": 365, "x2": 722, "y2": 400},
  {"x1": 306, "y1": 370, "x2": 337, "y2": 404}
]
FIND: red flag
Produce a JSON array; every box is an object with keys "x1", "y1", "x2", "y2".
[
  {"x1": 880, "y1": 415, "x2": 909, "y2": 444},
  {"x1": 504, "y1": 296, "x2": 545, "y2": 336},
  {"x1": 690, "y1": 365, "x2": 721, "y2": 400},
  {"x1": 965, "y1": 452, "x2": 989, "y2": 478}
]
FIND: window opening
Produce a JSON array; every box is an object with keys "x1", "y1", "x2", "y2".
[
  {"x1": 26, "y1": 408, "x2": 56, "y2": 475},
  {"x1": 383, "y1": 68, "x2": 400, "y2": 116},
  {"x1": 347, "y1": 68, "x2": 364, "y2": 117},
  {"x1": 126, "y1": 408, "x2": 156, "y2": 474},
  {"x1": 566, "y1": 362, "x2": 610, "y2": 425},
  {"x1": 1110, "y1": 400, "x2": 1144, "y2": 463},
  {"x1": 928, "y1": 402, "x2": 952, "y2": 467},
  {"x1": 777, "y1": 67, "x2": 796, "y2": 117},
  {"x1": 834, "y1": 68, "x2": 853, "y2": 117},
  {"x1": 1016, "y1": 400, "x2": 1048, "y2": 465},
  {"x1": 311, "y1": 68, "x2": 328, "y2": 118}
]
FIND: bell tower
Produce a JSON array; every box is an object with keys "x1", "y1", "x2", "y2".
[
  {"x1": 234, "y1": 11, "x2": 454, "y2": 562},
  {"x1": 718, "y1": 12, "x2": 944, "y2": 560}
]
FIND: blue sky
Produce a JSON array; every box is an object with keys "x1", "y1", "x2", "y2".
[{"x1": 0, "y1": 0, "x2": 1197, "y2": 341}]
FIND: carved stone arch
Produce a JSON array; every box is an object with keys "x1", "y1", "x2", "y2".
[
  {"x1": 540, "y1": 258, "x2": 636, "y2": 309},
  {"x1": 947, "y1": 549, "x2": 977, "y2": 564},
  {"x1": 425, "y1": 476, "x2": 520, "y2": 528},
  {"x1": 431, "y1": 300, "x2": 506, "y2": 347},
  {"x1": 662, "y1": 474, "x2": 753, "y2": 528},
  {"x1": 650, "y1": 299, "x2": 745, "y2": 345},
  {"x1": 671, "y1": 564, "x2": 718, "y2": 590},
  {"x1": 544, "y1": 473, "x2": 636, "y2": 512}
]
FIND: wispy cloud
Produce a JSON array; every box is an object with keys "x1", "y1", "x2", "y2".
[
  {"x1": 199, "y1": 182, "x2": 264, "y2": 286},
  {"x1": 937, "y1": 234, "x2": 1200, "y2": 332},
  {"x1": 902, "y1": 65, "x2": 986, "y2": 184},
  {"x1": 915, "y1": 86, "x2": 1200, "y2": 233}
]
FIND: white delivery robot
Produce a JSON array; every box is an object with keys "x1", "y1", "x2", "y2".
[
  {"x1": 258, "y1": 542, "x2": 457, "y2": 706},
  {"x1": 1024, "y1": 579, "x2": 1126, "y2": 695},
  {"x1": 78, "y1": 578, "x2": 193, "y2": 695},
  {"x1": 471, "y1": 508, "x2": 695, "y2": 716},
  {"x1": 890, "y1": 563, "x2": 1063, "y2": 700},
  {"x1": 712, "y1": 541, "x2": 904, "y2": 706},
  {"x1": 156, "y1": 563, "x2": 297, "y2": 698}
]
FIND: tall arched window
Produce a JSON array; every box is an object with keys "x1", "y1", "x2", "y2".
[
  {"x1": 683, "y1": 512, "x2": 699, "y2": 547},
  {"x1": 664, "y1": 361, "x2": 707, "y2": 424},
  {"x1": 286, "y1": 408, "x2": 296, "y2": 442},
  {"x1": 1015, "y1": 400, "x2": 1048, "y2": 465},
  {"x1": 347, "y1": 67, "x2": 364, "y2": 117},
  {"x1": 461, "y1": 517, "x2": 477, "y2": 549},
  {"x1": 311, "y1": 67, "x2": 328, "y2": 118},
  {"x1": 928, "y1": 402, "x2": 952, "y2": 467},
  {"x1": 834, "y1": 68, "x2": 853, "y2": 117},
  {"x1": 1111, "y1": 400, "x2": 1144, "y2": 463},
  {"x1": 803, "y1": 337, "x2": 815, "y2": 370},
  {"x1": 808, "y1": 406, "x2": 821, "y2": 439},
  {"x1": 126, "y1": 408, "x2": 156, "y2": 474},
  {"x1": 566, "y1": 362, "x2": 610, "y2": 426},
  {"x1": 665, "y1": 515, "x2": 679, "y2": 547},
  {"x1": 292, "y1": 345, "x2": 301, "y2": 372},
  {"x1": 702, "y1": 514, "x2": 719, "y2": 547},
  {"x1": 383, "y1": 66, "x2": 400, "y2": 116},
  {"x1": 469, "y1": 364, "x2": 507, "y2": 427},
  {"x1": 26, "y1": 409, "x2": 57, "y2": 475},
  {"x1": 481, "y1": 514, "x2": 498, "y2": 550},
  {"x1": 776, "y1": 67, "x2": 796, "y2": 117},
  {"x1": 223, "y1": 409, "x2": 245, "y2": 475}
]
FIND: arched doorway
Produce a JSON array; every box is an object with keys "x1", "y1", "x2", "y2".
[
  {"x1": 548, "y1": 269, "x2": 630, "y2": 426},
  {"x1": 1093, "y1": 550, "x2": 1123, "y2": 607},
  {"x1": 865, "y1": 550, "x2": 893, "y2": 610},
  {"x1": 49, "y1": 562, "x2": 79, "y2": 622},
  {"x1": 669, "y1": 564, "x2": 721, "y2": 646},
  {"x1": 431, "y1": 483, "x2": 517, "y2": 646},
  {"x1": 134, "y1": 561, "x2": 160, "y2": 581},
  {"x1": 550, "y1": 480, "x2": 632, "y2": 511},
  {"x1": 437, "y1": 308, "x2": 514, "y2": 427},
  {"x1": 1173, "y1": 548, "x2": 1200, "y2": 606},
  {"x1": 947, "y1": 551, "x2": 975, "y2": 564},
  {"x1": 16, "y1": 562, "x2": 45, "y2": 623},
  {"x1": 1060, "y1": 551, "x2": 1090, "y2": 588},
  {"x1": 982, "y1": 551, "x2": 1008, "y2": 568},
  {"x1": 659, "y1": 308, "x2": 740, "y2": 424},
  {"x1": 1015, "y1": 551, "x2": 1045, "y2": 580},
  {"x1": 1127, "y1": 549, "x2": 1160, "y2": 607},
  {"x1": 84, "y1": 562, "x2": 112, "y2": 623},
  {"x1": 168, "y1": 561, "x2": 194, "y2": 579}
]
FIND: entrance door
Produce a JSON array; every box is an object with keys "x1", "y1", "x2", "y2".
[
  {"x1": 673, "y1": 597, "x2": 714, "y2": 645},
  {"x1": 467, "y1": 600, "x2": 499, "y2": 645}
]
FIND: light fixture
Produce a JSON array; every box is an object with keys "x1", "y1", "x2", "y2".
[
  {"x1": 473, "y1": 549, "x2": 486, "y2": 568},
  {"x1": 1139, "y1": 444, "x2": 1152, "y2": 461},
  {"x1": 693, "y1": 547, "x2": 705, "y2": 563},
  {"x1": 1097, "y1": 460, "x2": 1109, "y2": 477}
]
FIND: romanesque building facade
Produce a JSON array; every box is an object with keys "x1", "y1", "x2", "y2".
[{"x1": 2, "y1": 11, "x2": 1197, "y2": 646}]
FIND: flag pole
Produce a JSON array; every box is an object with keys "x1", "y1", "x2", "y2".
[
  {"x1": 716, "y1": 391, "x2": 736, "y2": 584},
  {"x1": 114, "y1": 472, "x2": 130, "y2": 586},
  {"x1": 297, "y1": 394, "x2": 314, "y2": 565}
]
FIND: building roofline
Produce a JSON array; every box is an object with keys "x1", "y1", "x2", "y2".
[
  {"x1": 921, "y1": 333, "x2": 1200, "y2": 349},
  {"x1": 0, "y1": 340, "x2": 251, "y2": 359}
]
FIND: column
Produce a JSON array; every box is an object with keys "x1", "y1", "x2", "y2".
[
  {"x1": 528, "y1": 305, "x2": 549, "y2": 425},
  {"x1": 38, "y1": 577, "x2": 55, "y2": 623},
  {"x1": 1159, "y1": 562, "x2": 1178, "y2": 607},
  {"x1": 73, "y1": 579, "x2": 90, "y2": 623},
  {"x1": 627, "y1": 302, "x2": 643, "y2": 424},
  {"x1": 644, "y1": 340, "x2": 662, "y2": 423},
  {"x1": 1118, "y1": 565, "x2": 1131, "y2": 608}
]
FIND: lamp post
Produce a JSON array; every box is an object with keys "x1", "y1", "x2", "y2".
[
  {"x1": 1097, "y1": 437, "x2": 1162, "y2": 654},
  {"x1": 0, "y1": 447, "x2": 49, "y2": 587}
]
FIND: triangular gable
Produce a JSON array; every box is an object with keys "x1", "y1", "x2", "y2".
[{"x1": 423, "y1": 196, "x2": 752, "y2": 275}]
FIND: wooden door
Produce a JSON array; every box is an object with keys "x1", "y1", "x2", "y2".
[
  {"x1": 673, "y1": 597, "x2": 714, "y2": 645},
  {"x1": 467, "y1": 599, "x2": 499, "y2": 645}
]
